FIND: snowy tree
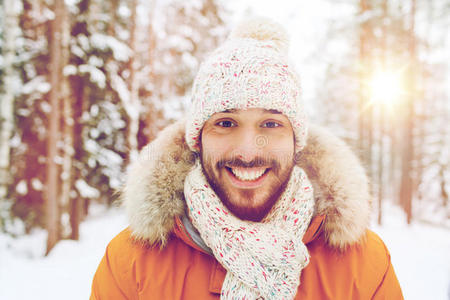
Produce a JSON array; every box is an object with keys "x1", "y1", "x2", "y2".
[
  {"x1": 144, "y1": 0, "x2": 227, "y2": 136},
  {"x1": 1, "y1": 0, "x2": 229, "y2": 244},
  {"x1": 112, "y1": 0, "x2": 141, "y2": 162},
  {"x1": 0, "y1": 0, "x2": 22, "y2": 230},
  {"x1": 9, "y1": 0, "x2": 52, "y2": 232},
  {"x1": 59, "y1": 0, "x2": 74, "y2": 239},
  {"x1": 314, "y1": 0, "x2": 449, "y2": 224},
  {"x1": 413, "y1": 0, "x2": 450, "y2": 224}
]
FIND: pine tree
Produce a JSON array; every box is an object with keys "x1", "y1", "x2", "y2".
[
  {"x1": 10, "y1": 0, "x2": 51, "y2": 232},
  {"x1": 2, "y1": 0, "x2": 230, "y2": 240},
  {"x1": 0, "y1": 0, "x2": 22, "y2": 230}
]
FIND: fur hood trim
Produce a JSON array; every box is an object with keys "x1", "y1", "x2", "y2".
[{"x1": 122, "y1": 120, "x2": 372, "y2": 250}]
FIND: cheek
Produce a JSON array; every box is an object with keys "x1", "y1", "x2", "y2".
[
  {"x1": 201, "y1": 135, "x2": 228, "y2": 163},
  {"x1": 268, "y1": 136, "x2": 295, "y2": 160}
]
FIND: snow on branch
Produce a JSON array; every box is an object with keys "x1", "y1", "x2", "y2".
[
  {"x1": 79, "y1": 64, "x2": 106, "y2": 88},
  {"x1": 22, "y1": 76, "x2": 51, "y2": 95},
  {"x1": 90, "y1": 33, "x2": 132, "y2": 62}
]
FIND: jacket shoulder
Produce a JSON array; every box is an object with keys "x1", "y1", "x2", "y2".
[
  {"x1": 91, "y1": 228, "x2": 142, "y2": 300},
  {"x1": 299, "y1": 229, "x2": 400, "y2": 299},
  {"x1": 348, "y1": 229, "x2": 393, "y2": 284},
  {"x1": 363, "y1": 230, "x2": 403, "y2": 298},
  {"x1": 108, "y1": 227, "x2": 139, "y2": 252},
  {"x1": 363, "y1": 230, "x2": 391, "y2": 272},
  {"x1": 105, "y1": 228, "x2": 144, "y2": 268},
  {"x1": 364, "y1": 230, "x2": 390, "y2": 256}
]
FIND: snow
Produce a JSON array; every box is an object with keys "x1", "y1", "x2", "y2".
[
  {"x1": 63, "y1": 64, "x2": 77, "y2": 76},
  {"x1": 71, "y1": 43, "x2": 85, "y2": 59},
  {"x1": 75, "y1": 179, "x2": 100, "y2": 199},
  {"x1": 77, "y1": 34, "x2": 90, "y2": 52},
  {"x1": 88, "y1": 55, "x2": 104, "y2": 68},
  {"x1": 0, "y1": 207, "x2": 127, "y2": 300},
  {"x1": 40, "y1": 100, "x2": 51, "y2": 113},
  {"x1": 22, "y1": 76, "x2": 51, "y2": 95},
  {"x1": 163, "y1": 95, "x2": 191, "y2": 121},
  {"x1": 1, "y1": 204, "x2": 449, "y2": 300},
  {"x1": 90, "y1": 33, "x2": 131, "y2": 62},
  {"x1": 118, "y1": 4, "x2": 131, "y2": 18},
  {"x1": 31, "y1": 178, "x2": 43, "y2": 191},
  {"x1": 372, "y1": 203, "x2": 450, "y2": 300},
  {"x1": 64, "y1": 0, "x2": 81, "y2": 9},
  {"x1": 43, "y1": 7, "x2": 55, "y2": 21},
  {"x1": 0, "y1": 0, "x2": 448, "y2": 299},
  {"x1": 15, "y1": 180, "x2": 27, "y2": 195},
  {"x1": 79, "y1": 64, "x2": 106, "y2": 88}
]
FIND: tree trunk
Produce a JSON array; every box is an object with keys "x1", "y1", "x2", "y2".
[
  {"x1": 377, "y1": 0, "x2": 388, "y2": 225},
  {"x1": 144, "y1": 0, "x2": 158, "y2": 144},
  {"x1": 399, "y1": 0, "x2": 416, "y2": 224},
  {"x1": 389, "y1": 114, "x2": 400, "y2": 204},
  {"x1": 107, "y1": 0, "x2": 119, "y2": 36},
  {"x1": 60, "y1": 0, "x2": 76, "y2": 239},
  {"x1": 439, "y1": 167, "x2": 448, "y2": 208},
  {"x1": 70, "y1": 75, "x2": 86, "y2": 237},
  {"x1": 399, "y1": 101, "x2": 414, "y2": 225},
  {"x1": 69, "y1": 192, "x2": 82, "y2": 240},
  {"x1": 126, "y1": 0, "x2": 141, "y2": 163},
  {"x1": 358, "y1": 0, "x2": 368, "y2": 160},
  {"x1": 45, "y1": 0, "x2": 64, "y2": 255},
  {"x1": 70, "y1": 0, "x2": 90, "y2": 226},
  {"x1": 377, "y1": 106, "x2": 385, "y2": 225},
  {"x1": 0, "y1": 0, "x2": 19, "y2": 208},
  {"x1": 358, "y1": 0, "x2": 373, "y2": 175}
]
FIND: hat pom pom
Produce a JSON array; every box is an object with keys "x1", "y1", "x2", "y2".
[{"x1": 229, "y1": 17, "x2": 290, "y2": 54}]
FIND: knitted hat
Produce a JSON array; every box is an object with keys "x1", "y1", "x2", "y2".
[{"x1": 186, "y1": 17, "x2": 307, "y2": 152}]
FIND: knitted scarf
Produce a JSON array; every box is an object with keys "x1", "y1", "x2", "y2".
[{"x1": 184, "y1": 162, "x2": 315, "y2": 300}]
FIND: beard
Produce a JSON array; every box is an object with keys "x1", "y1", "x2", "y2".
[{"x1": 201, "y1": 154, "x2": 294, "y2": 222}]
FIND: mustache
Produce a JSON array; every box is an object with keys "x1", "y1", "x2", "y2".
[{"x1": 216, "y1": 157, "x2": 281, "y2": 170}]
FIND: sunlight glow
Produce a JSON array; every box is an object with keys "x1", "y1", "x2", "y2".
[{"x1": 369, "y1": 69, "x2": 404, "y2": 105}]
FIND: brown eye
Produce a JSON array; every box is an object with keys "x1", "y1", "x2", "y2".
[
  {"x1": 261, "y1": 121, "x2": 281, "y2": 128},
  {"x1": 217, "y1": 120, "x2": 236, "y2": 128}
]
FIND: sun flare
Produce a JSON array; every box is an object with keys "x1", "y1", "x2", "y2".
[{"x1": 369, "y1": 69, "x2": 404, "y2": 105}]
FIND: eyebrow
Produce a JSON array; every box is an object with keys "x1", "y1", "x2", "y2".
[
  {"x1": 266, "y1": 109, "x2": 282, "y2": 114},
  {"x1": 222, "y1": 109, "x2": 237, "y2": 113},
  {"x1": 221, "y1": 109, "x2": 282, "y2": 114}
]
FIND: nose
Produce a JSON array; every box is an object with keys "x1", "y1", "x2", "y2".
[{"x1": 232, "y1": 127, "x2": 263, "y2": 162}]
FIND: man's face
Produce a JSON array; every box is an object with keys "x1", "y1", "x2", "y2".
[{"x1": 200, "y1": 108, "x2": 295, "y2": 222}]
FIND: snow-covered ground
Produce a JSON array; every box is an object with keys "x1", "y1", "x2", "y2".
[
  {"x1": 1, "y1": 203, "x2": 449, "y2": 300},
  {"x1": 0, "y1": 206, "x2": 128, "y2": 300},
  {"x1": 372, "y1": 204, "x2": 450, "y2": 300}
]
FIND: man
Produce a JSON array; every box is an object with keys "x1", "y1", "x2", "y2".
[{"x1": 91, "y1": 18, "x2": 403, "y2": 299}]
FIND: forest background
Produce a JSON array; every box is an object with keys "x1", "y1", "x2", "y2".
[{"x1": 0, "y1": 0, "x2": 449, "y2": 298}]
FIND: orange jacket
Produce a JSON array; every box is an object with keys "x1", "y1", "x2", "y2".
[
  {"x1": 90, "y1": 121, "x2": 403, "y2": 299},
  {"x1": 91, "y1": 215, "x2": 402, "y2": 299}
]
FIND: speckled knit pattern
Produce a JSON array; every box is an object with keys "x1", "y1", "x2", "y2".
[
  {"x1": 185, "y1": 19, "x2": 308, "y2": 152},
  {"x1": 184, "y1": 162, "x2": 315, "y2": 300}
]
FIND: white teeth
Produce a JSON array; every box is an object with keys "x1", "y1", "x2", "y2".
[{"x1": 231, "y1": 168, "x2": 266, "y2": 181}]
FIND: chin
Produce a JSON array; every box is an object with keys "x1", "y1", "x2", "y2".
[
  {"x1": 208, "y1": 178, "x2": 289, "y2": 222},
  {"x1": 223, "y1": 195, "x2": 275, "y2": 222}
]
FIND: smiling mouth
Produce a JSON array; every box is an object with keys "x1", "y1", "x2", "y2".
[{"x1": 225, "y1": 166, "x2": 270, "y2": 182}]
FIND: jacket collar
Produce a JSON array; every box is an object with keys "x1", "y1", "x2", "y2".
[
  {"x1": 173, "y1": 214, "x2": 327, "y2": 295},
  {"x1": 173, "y1": 214, "x2": 326, "y2": 256},
  {"x1": 121, "y1": 120, "x2": 372, "y2": 251}
]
